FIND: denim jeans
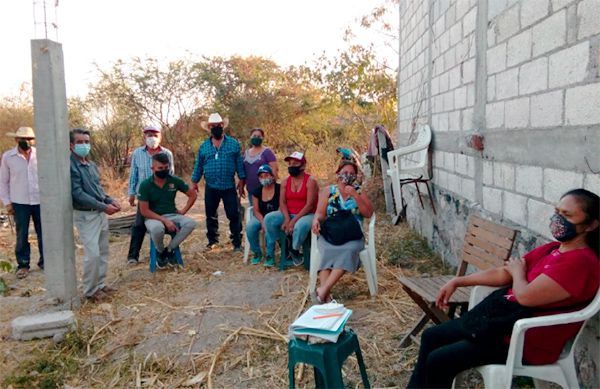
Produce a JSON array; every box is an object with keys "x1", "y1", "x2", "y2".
[
  {"x1": 12, "y1": 203, "x2": 44, "y2": 269},
  {"x1": 205, "y1": 186, "x2": 241, "y2": 247},
  {"x1": 126, "y1": 204, "x2": 146, "y2": 261},
  {"x1": 263, "y1": 211, "x2": 313, "y2": 257},
  {"x1": 145, "y1": 214, "x2": 198, "y2": 253},
  {"x1": 246, "y1": 212, "x2": 264, "y2": 256}
]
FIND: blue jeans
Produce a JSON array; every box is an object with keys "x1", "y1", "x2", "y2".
[
  {"x1": 264, "y1": 211, "x2": 313, "y2": 257},
  {"x1": 13, "y1": 203, "x2": 44, "y2": 269},
  {"x1": 246, "y1": 212, "x2": 264, "y2": 256}
]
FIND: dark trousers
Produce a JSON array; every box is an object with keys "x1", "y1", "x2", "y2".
[
  {"x1": 407, "y1": 318, "x2": 509, "y2": 389},
  {"x1": 126, "y1": 205, "x2": 146, "y2": 261},
  {"x1": 13, "y1": 203, "x2": 44, "y2": 269},
  {"x1": 205, "y1": 186, "x2": 241, "y2": 247}
]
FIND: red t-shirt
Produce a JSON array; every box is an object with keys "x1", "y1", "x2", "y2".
[
  {"x1": 505, "y1": 242, "x2": 599, "y2": 364},
  {"x1": 285, "y1": 174, "x2": 316, "y2": 215}
]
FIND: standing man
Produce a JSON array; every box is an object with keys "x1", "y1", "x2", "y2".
[
  {"x1": 192, "y1": 113, "x2": 246, "y2": 251},
  {"x1": 0, "y1": 127, "x2": 43, "y2": 279},
  {"x1": 70, "y1": 128, "x2": 121, "y2": 302},
  {"x1": 126, "y1": 125, "x2": 174, "y2": 266}
]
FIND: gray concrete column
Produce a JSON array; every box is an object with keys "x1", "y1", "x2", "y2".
[{"x1": 31, "y1": 39, "x2": 79, "y2": 308}]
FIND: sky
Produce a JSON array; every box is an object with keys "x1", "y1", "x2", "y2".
[{"x1": 1, "y1": 0, "x2": 397, "y2": 98}]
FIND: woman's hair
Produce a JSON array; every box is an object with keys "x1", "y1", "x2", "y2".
[
  {"x1": 249, "y1": 128, "x2": 265, "y2": 137},
  {"x1": 335, "y1": 159, "x2": 358, "y2": 174},
  {"x1": 562, "y1": 188, "x2": 599, "y2": 257}
]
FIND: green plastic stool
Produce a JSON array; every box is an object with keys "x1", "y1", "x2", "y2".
[
  {"x1": 288, "y1": 329, "x2": 370, "y2": 389},
  {"x1": 279, "y1": 231, "x2": 311, "y2": 271}
]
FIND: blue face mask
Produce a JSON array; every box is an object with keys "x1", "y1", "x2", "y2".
[{"x1": 73, "y1": 143, "x2": 91, "y2": 158}]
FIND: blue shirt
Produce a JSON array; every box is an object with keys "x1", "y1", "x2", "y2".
[
  {"x1": 127, "y1": 146, "x2": 174, "y2": 196},
  {"x1": 191, "y1": 135, "x2": 246, "y2": 190},
  {"x1": 326, "y1": 184, "x2": 363, "y2": 223},
  {"x1": 70, "y1": 154, "x2": 113, "y2": 211}
]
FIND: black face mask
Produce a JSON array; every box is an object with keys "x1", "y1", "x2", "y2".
[
  {"x1": 18, "y1": 140, "x2": 31, "y2": 151},
  {"x1": 211, "y1": 126, "x2": 224, "y2": 139},
  {"x1": 155, "y1": 169, "x2": 170, "y2": 179},
  {"x1": 288, "y1": 166, "x2": 302, "y2": 177}
]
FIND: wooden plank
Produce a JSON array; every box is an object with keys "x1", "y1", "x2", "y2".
[
  {"x1": 467, "y1": 227, "x2": 515, "y2": 250},
  {"x1": 463, "y1": 243, "x2": 507, "y2": 268},
  {"x1": 461, "y1": 250, "x2": 494, "y2": 271},
  {"x1": 471, "y1": 216, "x2": 517, "y2": 239},
  {"x1": 464, "y1": 234, "x2": 511, "y2": 260},
  {"x1": 400, "y1": 276, "x2": 468, "y2": 304}
]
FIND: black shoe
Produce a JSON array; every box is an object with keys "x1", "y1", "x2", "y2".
[
  {"x1": 289, "y1": 248, "x2": 304, "y2": 266},
  {"x1": 233, "y1": 245, "x2": 242, "y2": 253},
  {"x1": 38, "y1": 263, "x2": 44, "y2": 271},
  {"x1": 167, "y1": 249, "x2": 178, "y2": 265},
  {"x1": 157, "y1": 249, "x2": 169, "y2": 269}
]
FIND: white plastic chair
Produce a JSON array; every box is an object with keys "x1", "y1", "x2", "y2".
[
  {"x1": 308, "y1": 214, "x2": 377, "y2": 297},
  {"x1": 453, "y1": 285, "x2": 600, "y2": 389},
  {"x1": 385, "y1": 125, "x2": 435, "y2": 215}
]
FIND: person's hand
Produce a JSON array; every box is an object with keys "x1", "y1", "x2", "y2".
[
  {"x1": 5, "y1": 204, "x2": 15, "y2": 216},
  {"x1": 163, "y1": 219, "x2": 179, "y2": 233},
  {"x1": 261, "y1": 221, "x2": 267, "y2": 232},
  {"x1": 286, "y1": 218, "x2": 297, "y2": 234},
  {"x1": 192, "y1": 182, "x2": 199, "y2": 192},
  {"x1": 111, "y1": 200, "x2": 121, "y2": 211},
  {"x1": 176, "y1": 209, "x2": 184, "y2": 215},
  {"x1": 343, "y1": 184, "x2": 358, "y2": 198},
  {"x1": 281, "y1": 217, "x2": 290, "y2": 233},
  {"x1": 311, "y1": 218, "x2": 321, "y2": 235},
  {"x1": 237, "y1": 181, "x2": 246, "y2": 199},
  {"x1": 436, "y1": 278, "x2": 458, "y2": 309},
  {"x1": 104, "y1": 204, "x2": 119, "y2": 215},
  {"x1": 128, "y1": 195, "x2": 136, "y2": 207},
  {"x1": 505, "y1": 257, "x2": 526, "y2": 277}
]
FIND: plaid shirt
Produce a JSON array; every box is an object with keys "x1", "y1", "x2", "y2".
[
  {"x1": 191, "y1": 135, "x2": 246, "y2": 190},
  {"x1": 127, "y1": 146, "x2": 174, "y2": 196}
]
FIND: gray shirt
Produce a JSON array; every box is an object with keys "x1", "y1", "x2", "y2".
[{"x1": 70, "y1": 154, "x2": 113, "y2": 211}]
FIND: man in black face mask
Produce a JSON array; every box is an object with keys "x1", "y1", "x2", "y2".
[
  {"x1": 139, "y1": 153, "x2": 198, "y2": 268},
  {"x1": 191, "y1": 113, "x2": 246, "y2": 251},
  {"x1": 0, "y1": 126, "x2": 43, "y2": 279}
]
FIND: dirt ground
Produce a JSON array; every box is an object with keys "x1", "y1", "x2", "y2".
[{"x1": 0, "y1": 193, "x2": 444, "y2": 388}]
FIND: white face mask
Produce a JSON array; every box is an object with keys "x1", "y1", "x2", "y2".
[{"x1": 145, "y1": 136, "x2": 160, "y2": 149}]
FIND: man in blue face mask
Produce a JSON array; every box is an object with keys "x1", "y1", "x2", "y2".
[{"x1": 69, "y1": 128, "x2": 121, "y2": 303}]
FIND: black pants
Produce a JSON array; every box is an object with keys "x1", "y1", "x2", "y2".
[
  {"x1": 13, "y1": 203, "x2": 44, "y2": 269},
  {"x1": 126, "y1": 205, "x2": 146, "y2": 261},
  {"x1": 407, "y1": 318, "x2": 509, "y2": 389},
  {"x1": 205, "y1": 186, "x2": 241, "y2": 247}
]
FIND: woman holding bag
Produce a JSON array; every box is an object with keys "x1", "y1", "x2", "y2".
[{"x1": 311, "y1": 158, "x2": 374, "y2": 304}]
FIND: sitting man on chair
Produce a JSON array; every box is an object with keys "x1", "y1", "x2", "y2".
[{"x1": 138, "y1": 153, "x2": 197, "y2": 268}]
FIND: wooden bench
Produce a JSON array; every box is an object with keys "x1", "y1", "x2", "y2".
[{"x1": 398, "y1": 215, "x2": 517, "y2": 347}]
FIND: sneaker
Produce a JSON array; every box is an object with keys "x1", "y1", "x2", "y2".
[
  {"x1": 263, "y1": 256, "x2": 275, "y2": 267},
  {"x1": 86, "y1": 289, "x2": 109, "y2": 303},
  {"x1": 38, "y1": 262, "x2": 44, "y2": 271},
  {"x1": 101, "y1": 285, "x2": 118, "y2": 295},
  {"x1": 289, "y1": 248, "x2": 304, "y2": 266},
  {"x1": 16, "y1": 268, "x2": 29, "y2": 279},
  {"x1": 157, "y1": 249, "x2": 170, "y2": 269},
  {"x1": 233, "y1": 245, "x2": 242, "y2": 253},
  {"x1": 127, "y1": 258, "x2": 139, "y2": 266},
  {"x1": 166, "y1": 249, "x2": 178, "y2": 266},
  {"x1": 250, "y1": 254, "x2": 262, "y2": 265}
]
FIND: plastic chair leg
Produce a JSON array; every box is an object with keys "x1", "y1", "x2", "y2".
[
  {"x1": 353, "y1": 338, "x2": 371, "y2": 388},
  {"x1": 309, "y1": 234, "x2": 320, "y2": 294},
  {"x1": 288, "y1": 362, "x2": 295, "y2": 389}
]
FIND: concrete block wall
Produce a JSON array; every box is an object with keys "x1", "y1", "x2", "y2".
[{"x1": 398, "y1": 1, "x2": 599, "y2": 386}]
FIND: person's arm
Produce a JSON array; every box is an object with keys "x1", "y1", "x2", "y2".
[
  {"x1": 234, "y1": 142, "x2": 246, "y2": 197},
  {"x1": 505, "y1": 258, "x2": 571, "y2": 307},
  {"x1": 311, "y1": 187, "x2": 329, "y2": 235},
  {"x1": 70, "y1": 162, "x2": 108, "y2": 211},
  {"x1": 178, "y1": 187, "x2": 197, "y2": 215},
  {"x1": 436, "y1": 267, "x2": 513, "y2": 309},
  {"x1": 191, "y1": 145, "x2": 204, "y2": 188},
  {"x1": 0, "y1": 153, "x2": 11, "y2": 207},
  {"x1": 127, "y1": 150, "x2": 138, "y2": 198},
  {"x1": 344, "y1": 185, "x2": 373, "y2": 218},
  {"x1": 252, "y1": 195, "x2": 264, "y2": 224}
]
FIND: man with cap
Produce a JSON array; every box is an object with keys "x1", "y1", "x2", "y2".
[
  {"x1": 0, "y1": 126, "x2": 43, "y2": 279},
  {"x1": 192, "y1": 113, "x2": 246, "y2": 251},
  {"x1": 126, "y1": 125, "x2": 174, "y2": 265}
]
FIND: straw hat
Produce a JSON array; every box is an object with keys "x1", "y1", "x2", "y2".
[
  {"x1": 6, "y1": 127, "x2": 35, "y2": 138},
  {"x1": 200, "y1": 113, "x2": 229, "y2": 130}
]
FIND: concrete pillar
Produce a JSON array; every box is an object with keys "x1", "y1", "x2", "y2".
[{"x1": 31, "y1": 39, "x2": 79, "y2": 308}]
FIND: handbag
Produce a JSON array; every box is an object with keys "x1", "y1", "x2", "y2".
[{"x1": 320, "y1": 209, "x2": 363, "y2": 245}]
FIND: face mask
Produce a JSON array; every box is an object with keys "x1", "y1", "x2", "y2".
[
  {"x1": 18, "y1": 140, "x2": 31, "y2": 151},
  {"x1": 259, "y1": 177, "x2": 274, "y2": 186},
  {"x1": 155, "y1": 169, "x2": 170, "y2": 179},
  {"x1": 211, "y1": 125, "x2": 224, "y2": 139},
  {"x1": 288, "y1": 166, "x2": 302, "y2": 177},
  {"x1": 250, "y1": 137, "x2": 263, "y2": 146},
  {"x1": 73, "y1": 143, "x2": 91, "y2": 158},
  {"x1": 549, "y1": 213, "x2": 579, "y2": 242},
  {"x1": 337, "y1": 172, "x2": 357, "y2": 185},
  {"x1": 145, "y1": 136, "x2": 160, "y2": 149}
]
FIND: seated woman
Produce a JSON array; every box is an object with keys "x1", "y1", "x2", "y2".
[
  {"x1": 246, "y1": 164, "x2": 280, "y2": 266},
  {"x1": 407, "y1": 189, "x2": 600, "y2": 389},
  {"x1": 264, "y1": 151, "x2": 318, "y2": 266},
  {"x1": 311, "y1": 158, "x2": 374, "y2": 303}
]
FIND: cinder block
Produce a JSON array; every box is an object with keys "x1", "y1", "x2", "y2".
[
  {"x1": 456, "y1": 0, "x2": 471, "y2": 20},
  {"x1": 462, "y1": 58, "x2": 476, "y2": 83},
  {"x1": 507, "y1": 29, "x2": 532, "y2": 68},
  {"x1": 467, "y1": 156, "x2": 476, "y2": 178},
  {"x1": 467, "y1": 84, "x2": 476, "y2": 106},
  {"x1": 504, "y1": 191, "x2": 528, "y2": 225},
  {"x1": 448, "y1": 66, "x2": 461, "y2": 90},
  {"x1": 505, "y1": 97, "x2": 530, "y2": 128},
  {"x1": 434, "y1": 15, "x2": 445, "y2": 38},
  {"x1": 444, "y1": 152, "x2": 455, "y2": 171},
  {"x1": 486, "y1": 101, "x2": 505, "y2": 128},
  {"x1": 456, "y1": 154, "x2": 468, "y2": 175},
  {"x1": 439, "y1": 71, "x2": 449, "y2": 93},
  {"x1": 565, "y1": 83, "x2": 600, "y2": 125},
  {"x1": 448, "y1": 172, "x2": 462, "y2": 194},
  {"x1": 487, "y1": 43, "x2": 507, "y2": 75},
  {"x1": 543, "y1": 168, "x2": 584, "y2": 203},
  {"x1": 12, "y1": 311, "x2": 76, "y2": 341},
  {"x1": 549, "y1": 42, "x2": 589, "y2": 88},
  {"x1": 516, "y1": 166, "x2": 543, "y2": 197},
  {"x1": 438, "y1": 169, "x2": 450, "y2": 189},
  {"x1": 462, "y1": 108, "x2": 474, "y2": 131},
  {"x1": 483, "y1": 161, "x2": 494, "y2": 185},
  {"x1": 531, "y1": 90, "x2": 563, "y2": 127},
  {"x1": 463, "y1": 8, "x2": 477, "y2": 37},
  {"x1": 455, "y1": 86, "x2": 467, "y2": 109},
  {"x1": 495, "y1": 4, "x2": 520, "y2": 43},
  {"x1": 584, "y1": 173, "x2": 600, "y2": 194},
  {"x1": 532, "y1": 10, "x2": 566, "y2": 56},
  {"x1": 527, "y1": 198, "x2": 554, "y2": 239},
  {"x1": 488, "y1": 75, "x2": 497, "y2": 100},
  {"x1": 521, "y1": 0, "x2": 549, "y2": 28},
  {"x1": 435, "y1": 151, "x2": 445, "y2": 168},
  {"x1": 450, "y1": 22, "x2": 463, "y2": 46},
  {"x1": 494, "y1": 162, "x2": 515, "y2": 190},
  {"x1": 483, "y1": 186, "x2": 503, "y2": 215},
  {"x1": 552, "y1": 0, "x2": 576, "y2": 11},
  {"x1": 489, "y1": 0, "x2": 509, "y2": 21},
  {"x1": 444, "y1": 91, "x2": 455, "y2": 111},
  {"x1": 519, "y1": 57, "x2": 548, "y2": 95},
  {"x1": 462, "y1": 178, "x2": 476, "y2": 201},
  {"x1": 449, "y1": 110, "x2": 461, "y2": 131},
  {"x1": 578, "y1": 0, "x2": 600, "y2": 39},
  {"x1": 439, "y1": 112, "x2": 449, "y2": 132},
  {"x1": 497, "y1": 68, "x2": 520, "y2": 100}
]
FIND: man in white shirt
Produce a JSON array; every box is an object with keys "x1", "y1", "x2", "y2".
[{"x1": 0, "y1": 127, "x2": 43, "y2": 279}]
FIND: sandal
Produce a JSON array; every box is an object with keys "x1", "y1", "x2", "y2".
[{"x1": 16, "y1": 268, "x2": 29, "y2": 279}]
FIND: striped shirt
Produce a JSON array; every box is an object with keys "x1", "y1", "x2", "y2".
[
  {"x1": 0, "y1": 146, "x2": 40, "y2": 205},
  {"x1": 127, "y1": 146, "x2": 174, "y2": 196},
  {"x1": 191, "y1": 135, "x2": 246, "y2": 190}
]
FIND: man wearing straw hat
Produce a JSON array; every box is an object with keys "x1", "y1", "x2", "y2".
[{"x1": 0, "y1": 126, "x2": 43, "y2": 279}]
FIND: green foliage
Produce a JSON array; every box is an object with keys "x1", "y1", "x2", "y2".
[
  {"x1": 0, "y1": 260, "x2": 12, "y2": 272},
  {"x1": 0, "y1": 276, "x2": 8, "y2": 296}
]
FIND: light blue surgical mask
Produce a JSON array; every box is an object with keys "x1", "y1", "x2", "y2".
[{"x1": 73, "y1": 143, "x2": 91, "y2": 158}]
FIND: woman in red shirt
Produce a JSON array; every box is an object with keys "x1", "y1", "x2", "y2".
[{"x1": 407, "y1": 189, "x2": 599, "y2": 389}]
